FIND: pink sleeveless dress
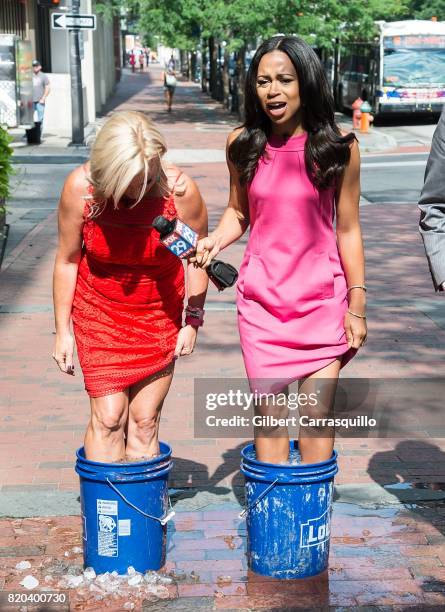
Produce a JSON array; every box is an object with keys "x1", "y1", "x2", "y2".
[{"x1": 236, "y1": 131, "x2": 357, "y2": 393}]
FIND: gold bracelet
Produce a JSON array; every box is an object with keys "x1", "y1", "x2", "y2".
[
  {"x1": 347, "y1": 285, "x2": 367, "y2": 292},
  {"x1": 348, "y1": 309, "x2": 366, "y2": 319}
]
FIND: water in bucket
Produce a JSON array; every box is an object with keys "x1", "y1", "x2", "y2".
[
  {"x1": 75, "y1": 442, "x2": 174, "y2": 575},
  {"x1": 240, "y1": 439, "x2": 338, "y2": 579}
]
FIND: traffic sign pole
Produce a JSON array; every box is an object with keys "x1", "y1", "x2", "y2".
[{"x1": 69, "y1": 0, "x2": 84, "y2": 145}]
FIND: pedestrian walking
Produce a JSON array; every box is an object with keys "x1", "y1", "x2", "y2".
[
  {"x1": 139, "y1": 51, "x2": 144, "y2": 71},
  {"x1": 52, "y1": 111, "x2": 208, "y2": 463},
  {"x1": 194, "y1": 36, "x2": 366, "y2": 465},
  {"x1": 129, "y1": 52, "x2": 136, "y2": 73},
  {"x1": 418, "y1": 108, "x2": 445, "y2": 292},
  {"x1": 161, "y1": 55, "x2": 177, "y2": 112},
  {"x1": 26, "y1": 60, "x2": 50, "y2": 144}
]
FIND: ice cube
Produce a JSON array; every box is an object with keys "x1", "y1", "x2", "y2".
[
  {"x1": 123, "y1": 603, "x2": 135, "y2": 610},
  {"x1": 83, "y1": 567, "x2": 96, "y2": 581},
  {"x1": 127, "y1": 566, "x2": 136, "y2": 575},
  {"x1": 128, "y1": 574, "x2": 142, "y2": 586},
  {"x1": 71, "y1": 546, "x2": 82, "y2": 554},
  {"x1": 96, "y1": 572, "x2": 111, "y2": 584},
  {"x1": 66, "y1": 575, "x2": 83, "y2": 588},
  {"x1": 20, "y1": 575, "x2": 39, "y2": 590},
  {"x1": 143, "y1": 571, "x2": 158, "y2": 584},
  {"x1": 15, "y1": 561, "x2": 32, "y2": 570}
]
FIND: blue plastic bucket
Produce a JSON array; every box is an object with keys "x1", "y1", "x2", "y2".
[
  {"x1": 240, "y1": 440, "x2": 338, "y2": 579},
  {"x1": 75, "y1": 442, "x2": 175, "y2": 574}
]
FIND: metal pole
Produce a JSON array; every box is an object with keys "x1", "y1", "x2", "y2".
[{"x1": 69, "y1": 0, "x2": 84, "y2": 145}]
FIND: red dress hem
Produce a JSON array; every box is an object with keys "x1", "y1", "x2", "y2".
[{"x1": 85, "y1": 355, "x2": 176, "y2": 398}]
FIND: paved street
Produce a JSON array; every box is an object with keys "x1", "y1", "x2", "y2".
[{"x1": 1, "y1": 65, "x2": 445, "y2": 609}]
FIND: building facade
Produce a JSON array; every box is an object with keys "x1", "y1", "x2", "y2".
[{"x1": 1, "y1": 0, "x2": 121, "y2": 137}]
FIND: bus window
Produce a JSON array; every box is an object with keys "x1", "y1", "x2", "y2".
[{"x1": 383, "y1": 47, "x2": 445, "y2": 86}]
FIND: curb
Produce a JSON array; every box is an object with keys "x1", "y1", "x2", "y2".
[{"x1": 12, "y1": 153, "x2": 89, "y2": 165}]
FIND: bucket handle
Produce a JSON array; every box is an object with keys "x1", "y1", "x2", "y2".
[
  {"x1": 239, "y1": 477, "x2": 279, "y2": 519},
  {"x1": 105, "y1": 478, "x2": 175, "y2": 526}
]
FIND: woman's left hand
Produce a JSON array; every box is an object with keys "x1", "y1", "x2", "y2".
[
  {"x1": 344, "y1": 312, "x2": 367, "y2": 349},
  {"x1": 174, "y1": 325, "x2": 198, "y2": 358}
]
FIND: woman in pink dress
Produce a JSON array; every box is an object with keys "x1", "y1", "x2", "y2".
[{"x1": 195, "y1": 36, "x2": 367, "y2": 464}]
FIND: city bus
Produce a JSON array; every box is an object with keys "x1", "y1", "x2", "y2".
[{"x1": 334, "y1": 20, "x2": 445, "y2": 115}]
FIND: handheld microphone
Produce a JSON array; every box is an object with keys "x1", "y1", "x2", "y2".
[{"x1": 152, "y1": 215, "x2": 238, "y2": 291}]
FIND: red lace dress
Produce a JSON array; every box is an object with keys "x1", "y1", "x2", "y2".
[{"x1": 71, "y1": 184, "x2": 185, "y2": 397}]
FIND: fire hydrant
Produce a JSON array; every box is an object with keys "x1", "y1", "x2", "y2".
[
  {"x1": 360, "y1": 101, "x2": 373, "y2": 134},
  {"x1": 352, "y1": 98, "x2": 363, "y2": 130}
]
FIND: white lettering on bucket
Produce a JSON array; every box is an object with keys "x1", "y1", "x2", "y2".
[
  {"x1": 300, "y1": 509, "x2": 331, "y2": 548},
  {"x1": 97, "y1": 499, "x2": 118, "y2": 557},
  {"x1": 118, "y1": 519, "x2": 131, "y2": 536},
  {"x1": 97, "y1": 499, "x2": 117, "y2": 515}
]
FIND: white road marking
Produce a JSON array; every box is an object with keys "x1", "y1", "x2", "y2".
[{"x1": 362, "y1": 160, "x2": 426, "y2": 168}]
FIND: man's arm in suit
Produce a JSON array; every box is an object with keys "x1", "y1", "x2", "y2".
[{"x1": 419, "y1": 108, "x2": 445, "y2": 292}]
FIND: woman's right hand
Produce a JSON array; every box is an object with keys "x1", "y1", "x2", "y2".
[
  {"x1": 52, "y1": 333, "x2": 75, "y2": 375},
  {"x1": 191, "y1": 235, "x2": 221, "y2": 269}
]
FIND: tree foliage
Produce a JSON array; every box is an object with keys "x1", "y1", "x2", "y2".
[
  {"x1": 407, "y1": 0, "x2": 445, "y2": 20},
  {"x1": 135, "y1": 0, "x2": 421, "y2": 51}
]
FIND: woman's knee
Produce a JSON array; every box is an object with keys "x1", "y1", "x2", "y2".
[
  {"x1": 91, "y1": 399, "x2": 127, "y2": 434},
  {"x1": 132, "y1": 412, "x2": 159, "y2": 438}
]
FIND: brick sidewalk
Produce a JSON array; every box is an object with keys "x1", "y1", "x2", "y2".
[{"x1": 1, "y1": 65, "x2": 445, "y2": 609}]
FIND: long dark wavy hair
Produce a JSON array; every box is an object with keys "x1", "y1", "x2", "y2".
[{"x1": 228, "y1": 36, "x2": 356, "y2": 190}]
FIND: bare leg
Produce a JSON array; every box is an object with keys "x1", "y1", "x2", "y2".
[
  {"x1": 84, "y1": 391, "x2": 129, "y2": 462},
  {"x1": 125, "y1": 365, "x2": 175, "y2": 460},
  {"x1": 298, "y1": 358, "x2": 341, "y2": 464},
  {"x1": 253, "y1": 389, "x2": 290, "y2": 464},
  {"x1": 167, "y1": 89, "x2": 173, "y2": 111}
]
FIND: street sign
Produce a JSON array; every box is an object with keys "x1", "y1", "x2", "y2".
[{"x1": 51, "y1": 13, "x2": 96, "y2": 31}]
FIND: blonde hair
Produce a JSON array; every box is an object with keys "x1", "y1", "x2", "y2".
[{"x1": 87, "y1": 111, "x2": 170, "y2": 216}]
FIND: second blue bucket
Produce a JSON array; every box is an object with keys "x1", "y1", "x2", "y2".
[
  {"x1": 240, "y1": 440, "x2": 338, "y2": 579},
  {"x1": 75, "y1": 442, "x2": 174, "y2": 575}
]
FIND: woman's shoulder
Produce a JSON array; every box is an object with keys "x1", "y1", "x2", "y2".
[
  {"x1": 63, "y1": 162, "x2": 91, "y2": 199},
  {"x1": 58, "y1": 162, "x2": 91, "y2": 219},
  {"x1": 227, "y1": 127, "x2": 244, "y2": 148}
]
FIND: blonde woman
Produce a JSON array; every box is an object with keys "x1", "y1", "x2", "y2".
[{"x1": 52, "y1": 111, "x2": 208, "y2": 462}]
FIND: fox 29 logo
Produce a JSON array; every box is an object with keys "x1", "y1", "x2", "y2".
[{"x1": 300, "y1": 510, "x2": 331, "y2": 548}]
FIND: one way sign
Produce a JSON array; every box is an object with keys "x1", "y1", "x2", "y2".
[{"x1": 52, "y1": 13, "x2": 97, "y2": 30}]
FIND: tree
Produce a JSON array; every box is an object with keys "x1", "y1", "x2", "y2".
[
  {"x1": 407, "y1": 0, "x2": 445, "y2": 20},
  {"x1": 134, "y1": 0, "x2": 414, "y2": 118}
]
